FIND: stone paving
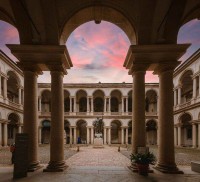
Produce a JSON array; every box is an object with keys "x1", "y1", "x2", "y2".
[
  {"x1": 121, "y1": 145, "x2": 200, "y2": 166},
  {"x1": 0, "y1": 145, "x2": 200, "y2": 182}
]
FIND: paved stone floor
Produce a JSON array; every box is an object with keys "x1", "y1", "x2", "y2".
[{"x1": 0, "y1": 145, "x2": 200, "y2": 182}]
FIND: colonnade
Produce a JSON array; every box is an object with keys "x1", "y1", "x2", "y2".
[{"x1": 8, "y1": 44, "x2": 189, "y2": 174}]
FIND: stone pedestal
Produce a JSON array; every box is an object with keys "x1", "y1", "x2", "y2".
[{"x1": 93, "y1": 138, "x2": 104, "y2": 148}]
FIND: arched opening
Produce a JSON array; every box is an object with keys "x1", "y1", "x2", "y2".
[
  {"x1": 146, "y1": 120, "x2": 157, "y2": 145},
  {"x1": 110, "y1": 90, "x2": 122, "y2": 114},
  {"x1": 7, "y1": 113, "x2": 19, "y2": 145},
  {"x1": 64, "y1": 90, "x2": 70, "y2": 112},
  {"x1": 42, "y1": 120, "x2": 51, "y2": 144},
  {"x1": 41, "y1": 90, "x2": 51, "y2": 112},
  {"x1": 179, "y1": 113, "x2": 192, "y2": 147},
  {"x1": 93, "y1": 90, "x2": 105, "y2": 113},
  {"x1": 64, "y1": 120, "x2": 70, "y2": 144},
  {"x1": 76, "y1": 120, "x2": 87, "y2": 144},
  {"x1": 7, "y1": 71, "x2": 20, "y2": 103},
  {"x1": 76, "y1": 90, "x2": 87, "y2": 113},
  {"x1": 128, "y1": 120, "x2": 132, "y2": 144},
  {"x1": 145, "y1": 90, "x2": 157, "y2": 115},
  {"x1": 179, "y1": 70, "x2": 193, "y2": 104},
  {"x1": 111, "y1": 120, "x2": 121, "y2": 144},
  {"x1": 128, "y1": 90, "x2": 132, "y2": 113}
]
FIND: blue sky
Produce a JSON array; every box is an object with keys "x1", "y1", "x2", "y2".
[{"x1": 0, "y1": 19, "x2": 199, "y2": 83}]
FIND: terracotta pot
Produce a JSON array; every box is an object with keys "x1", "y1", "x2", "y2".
[{"x1": 137, "y1": 163, "x2": 149, "y2": 175}]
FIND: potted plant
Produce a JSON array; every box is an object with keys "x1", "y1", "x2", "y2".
[{"x1": 130, "y1": 152, "x2": 156, "y2": 175}]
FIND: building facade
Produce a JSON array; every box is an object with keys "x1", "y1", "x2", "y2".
[{"x1": 0, "y1": 49, "x2": 200, "y2": 149}]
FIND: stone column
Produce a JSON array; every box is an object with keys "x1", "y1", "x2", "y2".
[
  {"x1": 38, "y1": 127, "x2": 42, "y2": 144},
  {"x1": 198, "y1": 123, "x2": 200, "y2": 149},
  {"x1": 126, "y1": 127, "x2": 128, "y2": 144},
  {"x1": 44, "y1": 71, "x2": 67, "y2": 172},
  {"x1": 155, "y1": 68, "x2": 181, "y2": 173},
  {"x1": 91, "y1": 97, "x2": 94, "y2": 113},
  {"x1": 69, "y1": 127, "x2": 72, "y2": 145},
  {"x1": 23, "y1": 71, "x2": 40, "y2": 171},
  {"x1": 104, "y1": 127, "x2": 107, "y2": 144},
  {"x1": 87, "y1": 127, "x2": 90, "y2": 144},
  {"x1": 73, "y1": 97, "x2": 76, "y2": 113},
  {"x1": 108, "y1": 127, "x2": 111, "y2": 145},
  {"x1": 174, "y1": 127, "x2": 177, "y2": 146},
  {"x1": 18, "y1": 125, "x2": 22, "y2": 133},
  {"x1": 108, "y1": 97, "x2": 111, "y2": 113},
  {"x1": 38, "y1": 96, "x2": 42, "y2": 112},
  {"x1": 69, "y1": 97, "x2": 72, "y2": 113},
  {"x1": 0, "y1": 123, "x2": 2, "y2": 146},
  {"x1": 74, "y1": 127, "x2": 77, "y2": 144},
  {"x1": 192, "y1": 123, "x2": 197, "y2": 148},
  {"x1": 177, "y1": 126, "x2": 181, "y2": 146},
  {"x1": 87, "y1": 97, "x2": 90, "y2": 113},
  {"x1": 121, "y1": 127, "x2": 124, "y2": 144},
  {"x1": 3, "y1": 77, "x2": 7, "y2": 99},
  {"x1": 18, "y1": 86, "x2": 22, "y2": 104},
  {"x1": 174, "y1": 89, "x2": 177, "y2": 106},
  {"x1": 132, "y1": 71, "x2": 146, "y2": 153},
  {"x1": 104, "y1": 97, "x2": 107, "y2": 113},
  {"x1": 193, "y1": 77, "x2": 197, "y2": 98},
  {"x1": 121, "y1": 97, "x2": 124, "y2": 114},
  {"x1": 126, "y1": 97, "x2": 128, "y2": 114},
  {"x1": 199, "y1": 76, "x2": 200, "y2": 96},
  {"x1": 91, "y1": 127, "x2": 94, "y2": 144},
  {"x1": 178, "y1": 86, "x2": 181, "y2": 105},
  {"x1": 3, "y1": 123, "x2": 7, "y2": 146}
]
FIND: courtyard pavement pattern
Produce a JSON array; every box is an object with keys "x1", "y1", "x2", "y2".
[{"x1": 0, "y1": 145, "x2": 200, "y2": 182}]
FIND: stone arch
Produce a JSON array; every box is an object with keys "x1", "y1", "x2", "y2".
[
  {"x1": 110, "y1": 90, "x2": 122, "y2": 113},
  {"x1": 41, "y1": 90, "x2": 51, "y2": 112},
  {"x1": 64, "y1": 90, "x2": 70, "y2": 112},
  {"x1": 64, "y1": 120, "x2": 70, "y2": 144},
  {"x1": 41, "y1": 119, "x2": 51, "y2": 144},
  {"x1": 146, "y1": 119, "x2": 157, "y2": 145},
  {"x1": 93, "y1": 90, "x2": 105, "y2": 112},
  {"x1": 76, "y1": 119, "x2": 87, "y2": 144},
  {"x1": 179, "y1": 113, "x2": 193, "y2": 147},
  {"x1": 60, "y1": 5, "x2": 136, "y2": 44},
  {"x1": 7, "y1": 112, "x2": 20, "y2": 145},
  {"x1": 7, "y1": 70, "x2": 21, "y2": 103},
  {"x1": 76, "y1": 90, "x2": 88, "y2": 112},
  {"x1": 145, "y1": 89, "x2": 158, "y2": 114},
  {"x1": 111, "y1": 120, "x2": 122, "y2": 144},
  {"x1": 179, "y1": 70, "x2": 194, "y2": 104}
]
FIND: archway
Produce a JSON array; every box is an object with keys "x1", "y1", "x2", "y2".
[
  {"x1": 41, "y1": 120, "x2": 51, "y2": 144},
  {"x1": 76, "y1": 120, "x2": 87, "y2": 144},
  {"x1": 41, "y1": 90, "x2": 51, "y2": 112},
  {"x1": 64, "y1": 120, "x2": 70, "y2": 144},
  {"x1": 111, "y1": 120, "x2": 121, "y2": 144},
  {"x1": 110, "y1": 90, "x2": 122, "y2": 114},
  {"x1": 179, "y1": 113, "x2": 192, "y2": 147},
  {"x1": 7, "y1": 113, "x2": 19, "y2": 145},
  {"x1": 146, "y1": 120, "x2": 157, "y2": 145},
  {"x1": 7, "y1": 71, "x2": 20, "y2": 103},
  {"x1": 76, "y1": 90, "x2": 87, "y2": 113},
  {"x1": 93, "y1": 90, "x2": 105, "y2": 113},
  {"x1": 145, "y1": 90, "x2": 157, "y2": 114}
]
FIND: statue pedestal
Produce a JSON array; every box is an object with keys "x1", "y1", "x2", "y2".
[{"x1": 93, "y1": 138, "x2": 104, "y2": 148}]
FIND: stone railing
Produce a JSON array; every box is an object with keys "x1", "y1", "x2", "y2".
[
  {"x1": 179, "y1": 101, "x2": 191, "y2": 109},
  {"x1": 9, "y1": 100, "x2": 20, "y2": 108}
]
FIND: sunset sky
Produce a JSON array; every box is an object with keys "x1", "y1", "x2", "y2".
[{"x1": 0, "y1": 19, "x2": 199, "y2": 83}]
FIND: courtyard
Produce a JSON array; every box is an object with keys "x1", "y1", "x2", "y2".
[{"x1": 0, "y1": 145, "x2": 200, "y2": 182}]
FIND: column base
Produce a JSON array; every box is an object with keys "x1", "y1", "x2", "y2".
[
  {"x1": 43, "y1": 160, "x2": 68, "y2": 172},
  {"x1": 154, "y1": 163, "x2": 183, "y2": 174},
  {"x1": 28, "y1": 161, "x2": 42, "y2": 172}
]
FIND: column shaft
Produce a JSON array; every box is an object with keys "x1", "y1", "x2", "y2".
[
  {"x1": 198, "y1": 124, "x2": 200, "y2": 148},
  {"x1": 3, "y1": 77, "x2": 7, "y2": 98},
  {"x1": 45, "y1": 71, "x2": 66, "y2": 172},
  {"x1": 178, "y1": 126, "x2": 181, "y2": 146},
  {"x1": 156, "y1": 69, "x2": 179, "y2": 173},
  {"x1": 91, "y1": 127, "x2": 94, "y2": 144},
  {"x1": 132, "y1": 71, "x2": 146, "y2": 153},
  {"x1": 174, "y1": 127, "x2": 177, "y2": 146},
  {"x1": 69, "y1": 97, "x2": 72, "y2": 113},
  {"x1": 87, "y1": 97, "x2": 89, "y2": 112},
  {"x1": 3, "y1": 123, "x2": 7, "y2": 146},
  {"x1": 87, "y1": 127, "x2": 90, "y2": 144},
  {"x1": 73, "y1": 98, "x2": 76, "y2": 113},
  {"x1": 174, "y1": 90, "x2": 177, "y2": 106},
  {"x1": 108, "y1": 97, "x2": 111, "y2": 113},
  {"x1": 23, "y1": 71, "x2": 40, "y2": 171},
  {"x1": 104, "y1": 97, "x2": 107, "y2": 113},
  {"x1": 104, "y1": 128, "x2": 107, "y2": 144},
  {"x1": 0, "y1": 123, "x2": 2, "y2": 146},
  {"x1": 192, "y1": 124, "x2": 197, "y2": 148},
  {"x1": 18, "y1": 87, "x2": 22, "y2": 104},
  {"x1": 178, "y1": 87, "x2": 181, "y2": 105},
  {"x1": 70, "y1": 128, "x2": 72, "y2": 145},
  {"x1": 126, "y1": 128, "x2": 128, "y2": 144},
  {"x1": 121, "y1": 128, "x2": 124, "y2": 144},
  {"x1": 193, "y1": 77, "x2": 197, "y2": 98},
  {"x1": 108, "y1": 128, "x2": 111, "y2": 145},
  {"x1": 126, "y1": 97, "x2": 128, "y2": 113},
  {"x1": 121, "y1": 97, "x2": 124, "y2": 114},
  {"x1": 38, "y1": 127, "x2": 42, "y2": 144},
  {"x1": 74, "y1": 128, "x2": 77, "y2": 144},
  {"x1": 91, "y1": 97, "x2": 94, "y2": 113},
  {"x1": 0, "y1": 75, "x2": 1, "y2": 95}
]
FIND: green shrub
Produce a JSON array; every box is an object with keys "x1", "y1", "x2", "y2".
[{"x1": 130, "y1": 152, "x2": 156, "y2": 165}]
